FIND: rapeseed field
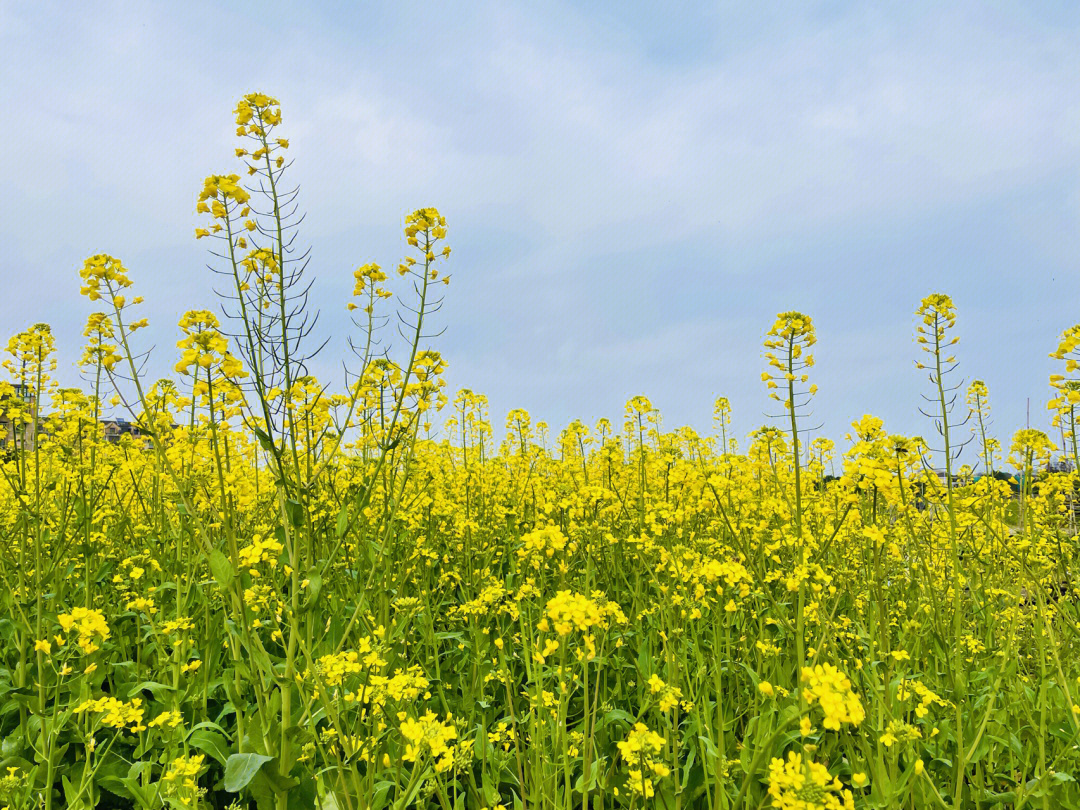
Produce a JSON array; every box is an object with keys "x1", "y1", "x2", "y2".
[{"x1": 2, "y1": 93, "x2": 1079, "y2": 810}]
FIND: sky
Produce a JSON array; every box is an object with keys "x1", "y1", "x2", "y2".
[{"x1": 2, "y1": 1, "x2": 1079, "y2": 455}]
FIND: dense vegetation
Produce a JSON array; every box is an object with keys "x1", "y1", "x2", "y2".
[{"x1": 2, "y1": 93, "x2": 1080, "y2": 810}]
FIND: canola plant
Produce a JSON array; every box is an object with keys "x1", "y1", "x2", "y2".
[{"x1": 1, "y1": 93, "x2": 1080, "y2": 810}]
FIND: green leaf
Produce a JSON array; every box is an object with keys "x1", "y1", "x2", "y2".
[
  {"x1": 681, "y1": 746, "x2": 698, "y2": 790},
  {"x1": 209, "y1": 549, "x2": 234, "y2": 588},
  {"x1": 187, "y1": 728, "x2": 231, "y2": 766},
  {"x1": 304, "y1": 571, "x2": 323, "y2": 609},
  {"x1": 223, "y1": 753, "x2": 275, "y2": 792},
  {"x1": 285, "y1": 499, "x2": 304, "y2": 527},
  {"x1": 574, "y1": 757, "x2": 603, "y2": 793},
  {"x1": 248, "y1": 771, "x2": 280, "y2": 810},
  {"x1": 370, "y1": 781, "x2": 394, "y2": 810},
  {"x1": 335, "y1": 505, "x2": 349, "y2": 538},
  {"x1": 93, "y1": 753, "x2": 133, "y2": 799},
  {"x1": 1, "y1": 735, "x2": 21, "y2": 758},
  {"x1": 61, "y1": 775, "x2": 79, "y2": 808},
  {"x1": 482, "y1": 770, "x2": 502, "y2": 805},
  {"x1": 251, "y1": 424, "x2": 276, "y2": 454},
  {"x1": 284, "y1": 773, "x2": 315, "y2": 810},
  {"x1": 697, "y1": 734, "x2": 719, "y2": 764},
  {"x1": 126, "y1": 680, "x2": 176, "y2": 701},
  {"x1": 189, "y1": 719, "x2": 232, "y2": 736},
  {"x1": 474, "y1": 724, "x2": 488, "y2": 760},
  {"x1": 600, "y1": 708, "x2": 635, "y2": 729}
]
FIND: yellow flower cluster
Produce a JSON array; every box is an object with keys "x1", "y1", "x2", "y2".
[
  {"x1": 402, "y1": 207, "x2": 451, "y2": 267},
  {"x1": 79, "y1": 313, "x2": 121, "y2": 371},
  {"x1": 237, "y1": 533, "x2": 284, "y2": 571},
  {"x1": 1049, "y1": 325, "x2": 1080, "y2": 419},
  {"x1": 966, "y1": 379, "x2": 989, "y2": 407},
  {"x1": 1050, "y1": 323, "x2": 1080, "y2": 368},
  {"x1": 198, "y1": 173, "x2": 250, "y2": 208},
  {"x1": 766, "y1": 311, "x2": 816, "y2": 344},
  {"x1": 349, "y1": 262, "x2": 392, "y2": 312},
  {"x1": 647, "y1": 673, "x2": 684, "y2": 712},
  {"x1": 1008, "y1": 428, "x2": 1056, "y2": 472},
  {"x1": 399, "y1": 711, "x2": 458, "y2": 773},
  {"x1": 314, "y1": 639, "x2": 386, "y2": 687},
  {"x1": 58, "y1": 607, "x2": 110, "y2": 654},
  {"x1": 697, "y1": 558, "x2": 753, "y2": 596},
  {"x1": 879, "y1": 719, "x2": 923, "y2": 747},
  {"x1": 915, "y1": 293, "x2": 958, "y2": 363},
  {"x1": 148, "y1": 710, "x2": 183, "y2": 729},
  {"x1": 800, "y1": 664, "x2": 865, "y2": 730},
  {"x1": 616, "y1": 723, "x2": 669, "y2": 798},
  {"x1": 452, "y1": 580, "x2": 509, "y2": 619},
  {"x1": 3, "y1": 324, "x2": 57, "y2": 385},
  {"x1": 767, "y1": 751, "x2": 854, "y2": 810},
  {"x1": 405, "y1": 208, "x2": 446, "y2": 242},
  {"x1": 896, "y1": 678, "x2": 948, "y2": 719},
  {"x1": 0, "y1": 766, "x2": 23, "y2": 806},
  {"x1": 164, "y1": 754, "x2": 205, "y2": 798},
  {"x1": 518, "y1": 526, "x2": 571, "y2": 561},
  {"x1": 240, "y1": 248, "x2": 280, "y2": 285},
  {"x1": 195, "y1": 173, "x2": 252, "y2": 239},
  {"x1": 160, "y1": 617, "x2": 194, "y2": 635},
  {"x1": 763, "y1": 311, "x2": 817, "y2": 406},
  {"x1": 74, "y1": 696, "x2": 146, "y2": 732},
  {"x1": 78, "y1": 254, "x2": 132, "y2": 302},
  {"x1": 348, "y1": 666, "x2": 430, "y2": 707},
  {"x1": 168, "y1": 756, "x2": 203, "y2": 785},
  {"x1": 174, "y1": 310, "x2": 243, "y2": 378},
  {"x1": 235, "y1": 92, "x2": 282, "y2": 132},
  {"x1": 541, "y1": 590, "x2": 625, "y2": 636}
]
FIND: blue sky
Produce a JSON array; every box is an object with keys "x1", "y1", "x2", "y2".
[{"x1": 2, "y1": 1, "x2": 1079, "y2": 454}]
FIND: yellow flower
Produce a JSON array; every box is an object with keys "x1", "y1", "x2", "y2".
[
  {"x1": 164, "y1": 754, "x2": 205, "y2": 784},
  {"x1": 74, "y1": 696, "x2": 146, "y2": 732},
  {"x1": 399, "y1": 711, "x2": 459, "y2": 773},
  {"x1": 57, "y1": 607, "x2": 110, "y2": 655},
  {"x1": 768, "y1": 752, "x2": 854, "y2": 810},
  {"x1": 801, "y1": 664, "x2": 865, "y2": 730},
  {"x1": 544, "y1": 590, "x2": 625, "y2": 636},
  {"x1": 148, "y1": 710, "x2": 183, "y2": 729},
  {"x1": 617, "y1": 724, "x2": 667, "y2": 797}
]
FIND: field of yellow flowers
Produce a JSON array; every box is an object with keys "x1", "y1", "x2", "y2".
[{"x1": 2, "y1": 93, "x2": 1080, "y2": 810}]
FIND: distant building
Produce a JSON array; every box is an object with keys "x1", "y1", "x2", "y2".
[
  {"x1": 2, "y1": 391, "x2": 163, "y2": 453},
  {"x1": 930, "y1": 468, "x2": 965, "y2": 488},
  {"x1": 101, "y1": 418, "x2": 155, "y2": 449},
  {"x1": 0, "y1": 384, "x2": 38, "y2": 452}
]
